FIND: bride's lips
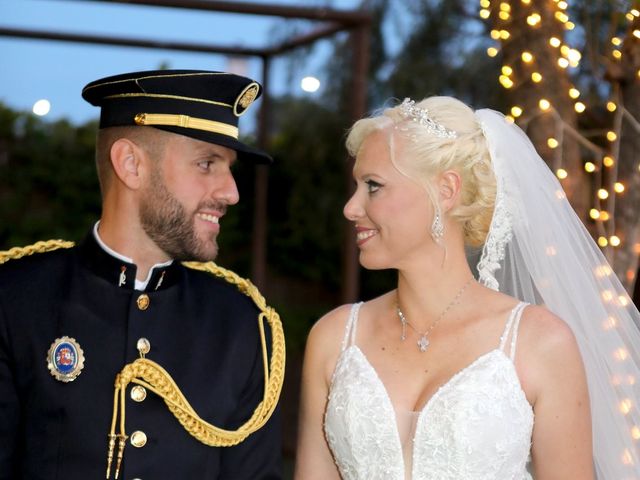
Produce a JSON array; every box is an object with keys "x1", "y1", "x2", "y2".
[{"x1": 355, "y1": 226, "x2": 378, "y2": 246}]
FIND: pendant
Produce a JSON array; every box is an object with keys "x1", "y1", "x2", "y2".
[{"x1": 417, "y1": 335, "x2": 429, "y2": 352}]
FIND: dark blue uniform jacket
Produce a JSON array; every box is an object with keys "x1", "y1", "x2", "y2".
[{"x1": 0, "y1": 232, "x2": 282, "y2": 479}]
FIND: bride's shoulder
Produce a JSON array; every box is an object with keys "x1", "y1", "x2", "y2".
[{"x1": 520, "y1": 304, "x2": 577, "y2": 348}]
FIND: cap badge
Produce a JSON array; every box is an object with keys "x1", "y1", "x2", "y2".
[
  {"x1": 47, "y1": 336, "x2": 85, "y2": 382},
  {"x1": 233, "y1": 82, "x2": 260, "y2": 116}
]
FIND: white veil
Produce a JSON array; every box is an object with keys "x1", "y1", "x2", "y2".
[{"x1": 474, "y1": 109, "x2": 640, "y2": 478}]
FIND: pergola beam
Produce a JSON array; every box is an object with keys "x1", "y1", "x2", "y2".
[{"x1": 86, "y1": 0, "x2": 371, "y2": 24}]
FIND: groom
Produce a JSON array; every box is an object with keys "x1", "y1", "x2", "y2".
[{"x1": 0, "y1": 69, "x2": 283, "y2": 479}]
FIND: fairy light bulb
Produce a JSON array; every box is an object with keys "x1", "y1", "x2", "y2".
[
  {"x1": 487, "y1": 47, "x2": 499, "y2": 57},
  {"x1": 557, "y1": 1, "x2": 568, "y2": 9},
  {"x1": 549, "y1": 37, "x2": 561, "y2": 47},
  {"x1": 521, "y1": 0, "x2": 531, "y2": 4},
  {"x1": 603, "y1": 156, "x2": 615, "y2": 167},
  {"x1": 505, "y1": 115, "x2": 515, "y2": 123},
  {"x1": 500, "y1": 75, "x2": 514, "y2": 88},
  {"x1": 511, "y1": 106, "x2": 523, "y2": 117},
  {"x1": 620, "y1": 398, "x2": 632, "y2": 414},
  {"x1": 613, "y1": 50, "x2": 622, "y2": 60},
  {"x1": 480, "y1": 0, "x2": 490, "y2": 7},
  {"x1": 556, "y1": 168, "x2": 568, "y2": 179},
  {"x1": 632, "y1": 426, "x2": 640, "y2": 440},
  {"x1": 502, "y1": 65, "x2": 513, "y2": 76},
  {"x1": 499, "y1": 2, "x2": 511, "y2": 11},
  {"x1": 600, "y1": 211, "x2": 610, "y2": 221},
  {"x1": 527, "y1": 13, "x2": 541, "y2": 26},
  {"x1": 614, "y1": 182, "x2": 625, "y2": 193},
  {"x1": 569, "y1": 88, "x2": 580, "y2": 98},
  {"x1": 606, "y1": 101, "x2": 617, "y2": 112},
  {"x1": 499, "y1": 10, "x2": 510, "y2": 20},
  {"x1": 614, "y1": 347, "x2": 629, "y2": 360},
  {"x1": 539, "y1": 99, "x2": 551, "y2": 111},
  {"x1": 598, "y1": 189, "x2": 609, "y2": 200},
  {"x1": 558, "y1": 58, "x2": 569, "y2": 68},
  {"x1": 631, "y1": 8, "x2": 640, "y2": 17},
  {"x1": 522, "y1": 51, "x2": 534, "y2": 63},
  {"x1": 598, "y1": 236, "x2": 608, "y2": 247},
  {"x1": 607, "y1": 131, "x2": 617, "y2": 142},
  {"x1": 555, "y1": 11, "x2": 569, "y2": 23},
  {"x1": 589, "y1": 209, "x2": 600, "y2": 220},
  {"x1": 531, "y1": 72, "x2": 542, "y2": 82},
  {"x1": 491, "y1": 30, "x2": 501, "y2": 40},
  {"x1": 634, "y1": 30, "x2": 640, "y2": 39},
  {"x1": 480, "y1": 9, "x2": 491, "y2": 19},
  {"x1": 500, "y1": 30, "x2": 511, "y2": 40},
  {"x1": 547, "y1": 138, "x2": 559, "y2": 148},
  {"x1": 584, "y1": 162, "x2": 596, "y2": 172},
  {"x1": 567, "y1": 49, "x2": 581, "y2": 66},
  {"x1": 611, "y1": 37, "x2": 622, "y2": 46},
  {"x1": 574, "y1": 102, "x2": 586, "y2": 113},
  {"x1": 565, "y1": 21, "x2": 575, "y2": 30},
  {"x1": 610, "y1": 236, "x2": 621, "y2": 247}
]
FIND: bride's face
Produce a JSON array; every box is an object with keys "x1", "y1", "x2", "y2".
[{"x1": 343, "y1": 129, "x2": 437, "y2": 270}]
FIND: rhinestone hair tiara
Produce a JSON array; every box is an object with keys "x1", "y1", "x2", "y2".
[{"x1": 398, "y1": 98, "x2": 458, "y2": 139}]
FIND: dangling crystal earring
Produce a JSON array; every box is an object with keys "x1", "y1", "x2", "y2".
[{"x1": 431, "y1": 207, "x2": 444, "y2": 243}]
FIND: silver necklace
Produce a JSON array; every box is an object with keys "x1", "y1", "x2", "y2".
[{"x1": 396, "y1": 277, "x2": 474, "y2": 352}]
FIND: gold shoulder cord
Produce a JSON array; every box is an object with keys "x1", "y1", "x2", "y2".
[{"x1": 0, "y1": 241, "x2": 285, "y2": 480}]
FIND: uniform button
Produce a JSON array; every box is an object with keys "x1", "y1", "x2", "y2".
[
  {"x1": 136, "y1": 294, "x2": 150, "y2": 310},
  {"x1": 130, "y1": 430, "x2": 147, "y2": 448},
  {"x1": 136, "y1": 338, "x2": 151, "y2": 356},
  {"x1": 130, "y1": 385, "x2": 147, "y2": 402}
]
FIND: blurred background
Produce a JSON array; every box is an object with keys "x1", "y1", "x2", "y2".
[{"x1": 1, "y1": 0, "x2": 639, "y2": 476}]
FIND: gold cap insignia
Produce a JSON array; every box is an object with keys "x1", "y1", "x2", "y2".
[
  {"x1": 47, "y1": 336, "x2": 85, "y2": 382},
  {"x1": 233, "y1": 82, "x2": 260, "y2": 116}
]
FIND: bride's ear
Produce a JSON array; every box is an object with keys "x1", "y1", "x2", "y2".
[{"x1": 438, "y1": 170, "x2": 461, "y2": 212}]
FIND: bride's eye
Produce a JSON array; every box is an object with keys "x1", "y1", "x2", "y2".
[{"x1": 365, "y1": 179, "x2": 382, "y2": 194}]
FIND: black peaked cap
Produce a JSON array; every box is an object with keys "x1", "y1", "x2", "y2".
[{"x1": 82, "y1": 69, "x2": 271, "y2": 163}]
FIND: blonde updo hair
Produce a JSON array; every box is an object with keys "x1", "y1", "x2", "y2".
[{"x1": 346, "y1": 96, "x2": 496, "y2": 247}]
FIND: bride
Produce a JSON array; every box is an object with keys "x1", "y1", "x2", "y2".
[{"x1": 294, "y1": 96, "x2": 640, "y2": 479}]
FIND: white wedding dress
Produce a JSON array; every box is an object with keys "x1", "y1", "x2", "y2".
[{"x1": 324, "y1": 301, "x2": 534, "y2": 480}]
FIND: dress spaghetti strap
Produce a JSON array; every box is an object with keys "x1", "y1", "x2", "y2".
[
  {"x1": 340, "y1": 302, "x2": 363, "y2": 352},
  {"x1": 498, "y1": 302, "x2": 528, "y2": 361}
]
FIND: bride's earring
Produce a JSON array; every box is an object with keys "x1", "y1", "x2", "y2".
[{"x1": 431, "y1": 207, "x2": 444, "y2": 243}]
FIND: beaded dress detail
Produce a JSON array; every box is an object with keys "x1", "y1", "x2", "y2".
[{"x1": 324, "y1": 302, "x2": 534, "y2": 480}]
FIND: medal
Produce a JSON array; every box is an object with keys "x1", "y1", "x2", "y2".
[{"x1": 47, "y1": 336, "x2": 85, "y2": 382}]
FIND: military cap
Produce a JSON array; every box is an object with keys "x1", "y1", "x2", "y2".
[{"x1": 82, "y1": 69, "x2": 271, "y2": 163}]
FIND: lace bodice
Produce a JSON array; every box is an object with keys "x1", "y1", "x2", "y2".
[{"x1": 324, "y1": 302, "x2": 534, "y2": 480}]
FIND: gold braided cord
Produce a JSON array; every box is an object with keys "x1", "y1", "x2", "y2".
[
  {"x1": 106, "y1": 261, "x2": 285, "y2": 478},
  {"x1": 0, "y1": 239, "x2": 74, "y2": 264}
]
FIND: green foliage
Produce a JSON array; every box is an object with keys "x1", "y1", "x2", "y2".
[{"x1": 0, "y1": 103, "x2": 101, "y2": 248}]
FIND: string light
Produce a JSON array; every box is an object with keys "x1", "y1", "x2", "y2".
[
  {"x1": 531, "y1": 72, "x2": 542, "y2": 82},
  {"x1": 556, "y1": 168, "x2": 568, "y2": 179},
  {"x1": 612, "y1": 50, "x2": 622, "y2": 60},
  {"x1": 539, "y1": 99, "x2": 551, "y2": 111},
  {"x1": 548, "y1": 138, "x2": 559, "y2": 148},
  {"x1": 607, "y1": 131, "x2": 618, "y2": 142},
  {"x1": 569, "y1": 88, "x2": 580, "y2": 98},
  {"x1": 610, "y1": 235, "x2": 621, "y2": 247},
  {"x1": 620, "y1": 398, "x2": 632, "y2": 414},
  {"x1": 598, "y1": 189, "x2": 609, "y2": 200},
  {"x1": 511, "y1": 106, "x2": 524, "y2": 117},
  {"x1": 487, "y1": 47, "x2": 499, "y2": 57},
  {"x1": 600, "y1": 211, "x2": 610, "y2": 221},
  {"x1": 522, "y1": 51, "x2": 534, "y2": 63},
  {"x1": 549, "y1": 37, "x2": 561, "y2": 47},
  {"x1": 584, "y1": 162, "x2": 596, "y2": 173},
  {"x1": 558, "y1": 58, "x2": 570, "y2": 68},
  {"x1": 607, "y1": 101, "x2": 617, "y2": 112},
  {"x1": 598, "y1": 236, "x2": 609, "y2": 247},
  {"x1": 604, "y1": 156, "x2": 615, "y2": 167},
  {"x1": 611, "y1": 37, "x2": 622, "y2": 46},
  {"x1": 574, "y1": 102, "x2": 586, "y2": 113},
  {"x1": 589, "y1": 208, "x2": 600, "y2": 219},
  {"x1": 614, "y1": 182, "x2": 625, "y2": 193},
  {"x1": 527, "y1": 13, "x2": 541, "y2": 26}
]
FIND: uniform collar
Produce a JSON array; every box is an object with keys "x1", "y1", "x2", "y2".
[{"x1": 77, "y1": 225, "x2": 181, "y2": 291}]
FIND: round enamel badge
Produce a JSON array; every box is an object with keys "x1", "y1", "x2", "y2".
[{"x1": 47, "y1": 336, "x2": 85, "y2": 382}]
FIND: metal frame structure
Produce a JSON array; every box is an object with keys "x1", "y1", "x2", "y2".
[{"x1": 0, "y1": 0, "x2": 371, "y2": 301}]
